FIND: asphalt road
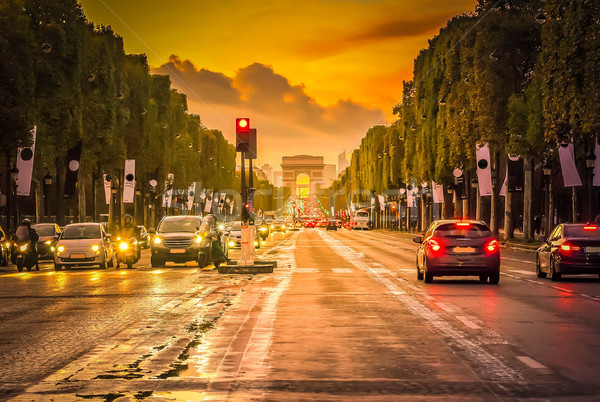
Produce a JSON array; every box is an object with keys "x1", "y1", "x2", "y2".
[{"x1": 2, "y1": 228, "x2": 600, "y2": 400}]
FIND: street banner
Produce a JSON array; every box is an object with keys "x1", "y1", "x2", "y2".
[
  {"x1": 187, "y1": 183, "x2": 196, "y2": 211},
  {"x1": 558, "y1": 142, "x2": 582, "y2": 187},
  {"x1": 217, "y1": 192, "x2": 226, "y2": 213},
  {"x1": 103, "y1": 174, "x2": 111, "y2": 205},
  {"x1": 331, "y1": 207, "x2": 334, "y2": 216},
  {"x1": 350, "y1": 201, "x2": 355, "y2": 212},
  {"x1": 407, "y1": 188, "x2": 415, "y2": 208},
  {"x1": 476, "y1": 143, "x2": 493, "y2": 196},
  {"x1": 16, "y1": 126, "x2": 36, "y2": 197},
  {"x1": 123, "y1": 159, "x2": 136, "y2": 203},
  {"x1": 594, "y1": 138, "x2": 600, "y2": 187},
  {"x1": 507, "y1": 156, "x2": 524, "y2": 192},
  {"x1": 378, "y1": 195, "x2": 385, "y2": 211},
  {"x1": 64, "y1": 141, "x2": 82, "y2": 198},
  {"x1": 432, "y1": 182, "x2": 444, "y2": 204},
  {"x1": 204, "y1": 189, "x2": 214, "y2": 213},
  {"x1": 162, "y1": 173, "x2": 174, "y2": 208}
]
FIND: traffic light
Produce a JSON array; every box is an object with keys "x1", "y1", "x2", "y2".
[{"x1": 236, "y1": 118, "x2": 250, "y2": 152}]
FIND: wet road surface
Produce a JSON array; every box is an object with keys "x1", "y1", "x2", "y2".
[{"x1": 2, "y1": 229, "x2": 600, "y2": 400}]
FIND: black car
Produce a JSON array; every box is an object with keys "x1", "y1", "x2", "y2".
[
  {"x1": 0, "y1": 226, "x2": 9, "y2": 266},
  {"x1": 150, "y1": 216, "x2": 203, "y2": 267},
  {"x1": 32, "y1": 223, "x2": 61, "y2": 259},
  {"x1": 536, "y1": 223, "x2": 600, "y2": 281},
  {"x1": 326, "y1": 220, "x2": 338, "y2": 231},
  {"x1": 414, "y1": 220, "x2": 500, "y2": 284}
]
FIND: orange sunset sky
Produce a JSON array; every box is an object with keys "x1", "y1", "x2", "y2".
[{"x1": 79, "y1": 0, "x2": 477, "y2": 169}]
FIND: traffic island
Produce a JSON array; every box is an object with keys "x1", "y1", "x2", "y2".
[{"x1": 218, "y1": 260, "x2": 277, "y2": 274}]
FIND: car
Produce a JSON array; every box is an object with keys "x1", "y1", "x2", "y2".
[
  {"x1": 54, "y1": 223, "x2": 115, "y2": 271},
  {"x1": 137, "y1": 225, "x2": 150, "y2": 249},
  {"x1": 326, "y1": 220, "x2": 338, "y2": 231},
  {"x1": 32, "y1": 223, "x2": 61, "y2": 259},
  {"x1": 536, "y1": 223, "x2": 600, "y2": 281},
  {"x1": 226, "y1": 221, "x2": 261, "y2": 249},
  {"x1": 352, "y1": 210, "x2": 370, "y2": 230},
  {"x1": 150, "y1": 215, "x2": 204, "y2": 267},
  {"x1": 413, "y1": 220, "x2": 500, "y2": 284},
  {"x1": 304, "y1": 220, "x2": 317, "y2": 228},
  {"x1": 0, "y1": 225, "x2": 9, "y2": 266},
  {"x1": 271, "y1": 219, "x2": 287, "y2": 233}
]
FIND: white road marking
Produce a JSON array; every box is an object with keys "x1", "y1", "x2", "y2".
[
  {"x1": 456, "y1": 315, "x2": 481, "y2": 329},
  {"x1": 551, "y1": 286, "x2": 574, "y2": 293},
  {"x1": 501, "y1": 273, "x2": 520, "y2": 279},
  {"x1": 517, "y1": 356, "x2": 548, "y2": 369},
  {"x1": 406, "y1": 284, "x2": 421, "y2": 292},
  {"x1": 503, "y1": 257, "x2": 534, "y2": 265},
  {"x1": 331, "y1": 268, "x2": 353, "y2": 273},
  {"x1": 508, "y1": 270, "x2": 535, "y2": 276},
  {"x1": 436, "y1": 302, "x2": 457, "y2": 313},
  {"x1": 159, "y1": 300, "x2": 180, "y2": 311},
  {"x1": 295, "y1": 268, "x2": 319, "y2": 273}
]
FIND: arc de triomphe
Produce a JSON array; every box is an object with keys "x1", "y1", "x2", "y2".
[{"x1": 281, "y1": 155, "x2": 325, "y2": 197}]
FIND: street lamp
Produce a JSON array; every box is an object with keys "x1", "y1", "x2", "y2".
[
  {"x1": 535, "y1": 12, "x2": 547, "y2": 24},
  {"x1": 585, "y1": 150, "x2": 596, "y2": 221},
  {"x1": 9, "y1": 167, "x2": 19, "y2": 231},
  {"x1": 43, "y1": 174, "x2": 53, "y2": 218}
]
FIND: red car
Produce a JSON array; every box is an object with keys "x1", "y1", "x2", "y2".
[
  {"x1": 536, "y1": 223, "x2": 600, "y2": 281},
  {"x1": 414, "y1": 220, "x2": 500, "y2": 284},
  {"x1": 304, "y1": 220, "x2": 317, "y2": 228}
]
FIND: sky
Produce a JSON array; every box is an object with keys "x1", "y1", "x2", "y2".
[{"x1": 79, "y1": 0, "x2": 477, "y2": 170}]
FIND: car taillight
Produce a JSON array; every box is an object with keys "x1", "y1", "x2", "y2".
[
  {"x1": 428, "y1": 239, "x2": 443, "y2": 255},
  {"x1": 485, "y1": 239, "x2": 499, "y2": 253},
  {"x1": 583, "y1": 226, "x2": 598, "y2": 231},
  {"x1": 456, "y1": 222, "x2": 471, "y2": 228},
  {"x1": 560, "y1": 244, "x2": 581, "y2": 252}
]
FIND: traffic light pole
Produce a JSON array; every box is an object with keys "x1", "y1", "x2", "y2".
[{"x1": 239, "y1": 150, "x2": 254, "y2": 266}]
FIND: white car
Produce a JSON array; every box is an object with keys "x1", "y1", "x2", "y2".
[{"x1": 54, "y1": 223, "x2": 115, "y2": 271}]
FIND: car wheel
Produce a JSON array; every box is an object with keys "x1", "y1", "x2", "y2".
[
  {"x1": 550, "y1": 259, "x2": 561, "y2": 281},
  {"x1": 424, "y1": 271, "x2": 433, "y2": 283},
  {"x1": 488, "y1": 272, "x2": 500, "y2": 285},
  {"x1": 535, "y1": 255, "x2": 547, "y2": 278},
  {"x1": 54, "y1": 264, "x2": 62, "y2": 271},
  {"x1": 17, "y1": 261, "x2": 23, "y2": 272},
  {"x1": 151, "y1": 256, "x2": 164, "y2": 268},
  {"x1": 416, "y1": 258, "x2": 423, "y2": 280},
  {"x1": 197, "y1": 254, "x2": 208, "y2": 268},
  {"x1": 479, "y1": 275, "x2": 488, "y2": 283}
]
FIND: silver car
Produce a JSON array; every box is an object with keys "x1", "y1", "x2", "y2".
[{"x1": 54, "y1": 223, "x2": 115, "y2": 271}]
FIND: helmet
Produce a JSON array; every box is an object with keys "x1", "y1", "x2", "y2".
[
  {"x1": 22, "y1": 218, "x2": 31, "y2": 225},
  {"x1": 124, "y1": 214, "x2": 133, "y2": 225}
]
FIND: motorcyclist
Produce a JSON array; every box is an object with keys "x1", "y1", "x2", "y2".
[
  {"x1": 203, "y1": 214, "x2": 228, "y2": 264},
  {"x1": 15, "y1": 218, "x2": 39, "y2": 270},
  {"x1": 116, "y1": 214, "x2": 140, "y2": 267}
]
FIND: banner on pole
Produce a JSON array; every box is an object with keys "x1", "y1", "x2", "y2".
[
  {"x1": 558, "y1": 142, "x2": 582, "y2": 187},
  {"x1": 432, "y1": 182, "x2": 444, "y2": 204},
  {"x1": 594, "y1": 138, "x2": 600, "y2": 187},
  {"x1": 476, "y1": 143, "x2": 492, "y2": 196},
  {"x1": 64, "y1": 141, "x2": 83, "y2": 198},
  {"x1": 187, "y1": 183, "x2": 196, "y2": 211},
  {"x1": 204, "y1": 189, "x2": 214, "y2": 213},
  {"x1": 162, "y1": 173, "x2": 174, "y2": 207},
  {"x1": 123, "y1": 160, "x2": 136, "y2": 203},
  {"x1": 103, "y1": 174, "x2": 111, "y2": 205},
  {"x1": 16, "y1": 126, "x2": 36, "y2": 197}
]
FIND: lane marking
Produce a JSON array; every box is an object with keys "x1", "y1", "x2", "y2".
[
  {"x1": 508, "y1": 270, "x2": 535, "y2": 276},
  {"x1": 456, "y1": 316, "x2": 481, "y2": 330},
  {"x1": 551, "y1": 286, "x2": 574, "y2": 293},
  {"x1": 436, "y1": 302, "x2": 457, "y2": 313},
  {"x1": 517, "y1": 356, "x2": 547, "y2": 369},
  {"x1": 331, "y1": 268, "x2": 353, "y2": 274},
  {"x1": 295, "y1": 268, "x2": 319, "y2": 273},
  {"x1": 503, "y1": 257, "x2": 534, "y2": 265}
]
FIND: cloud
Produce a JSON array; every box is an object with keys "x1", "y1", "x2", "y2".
[{"x1": 151, "y1": 57, "x2": 384, "y2": 166}]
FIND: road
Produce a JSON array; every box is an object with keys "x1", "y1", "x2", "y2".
[{"x1": 1, "y1": 228, "x2": 600, "y2": 400}]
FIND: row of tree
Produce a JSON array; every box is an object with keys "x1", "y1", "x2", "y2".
[
  {"x1": 331, "y1": 0, "x2": 600, "y2": 238},
  {"x1": 0, "y1": 0, "x2": 238, "y2": 229}
]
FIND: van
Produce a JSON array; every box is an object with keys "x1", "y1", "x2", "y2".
[{"x1": 352, "y1": 210, "x2": 370, "y2": 230}]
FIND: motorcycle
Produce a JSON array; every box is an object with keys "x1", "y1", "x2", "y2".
[
  {"x1": 14, "y1": 227, "x2": 38, "y2": 272},
  {"x1": 114, "y1": 237, "x2": 140, "y2": 269},
  {"x1": 197, "y1": 217, "x2": 229, "y2": 268}
]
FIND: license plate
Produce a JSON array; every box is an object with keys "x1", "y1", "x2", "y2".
[
  {"x1": 170, "y1": 249, "x2": 186, "y2": 254},
  {"x1": 586, "y1": 247, "x2": 600, "y2": 253},
  {"x1": 70, "y1": 253, "x2": 86, "y2": 259},
  {"x1": 454, "y1": 246, "x2": 475, "y2": 253}
]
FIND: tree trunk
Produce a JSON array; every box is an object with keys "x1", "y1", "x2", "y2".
[
  {"x1": 34, "y1": 178, "x2": 43, "y2": 223},
  {"x1": 523, "y1": 158, "x2": 533, "y2": 239},
  {"x1": 78, "y1": 175, "x2": 86, "y2": 222},
  {"x1": 572, "y1": 187, "x2": 577, "y2": 222},
  {"x1": 475, "y1": 185, "x2": 481, "y2": 220},
  {"x1": 55, "y1": 159, "x2": 66, "y2": 226},
  {"x1": 490, "y1": 187, "x2": 499, "y2": 237}
]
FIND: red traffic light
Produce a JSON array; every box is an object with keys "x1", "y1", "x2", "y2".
[{"x1": 236, "y1": 118, "x2": 250, "y2": 134}]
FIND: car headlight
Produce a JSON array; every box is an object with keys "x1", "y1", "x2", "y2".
[
  {"x1": 260, "y1": 227, "x2": 267, "y2": 232},
  {"x1": 57, "y1": 245, "x2": 65, "y2": 253},
  {"x1": 195, "y1": 236, "x2": 202, "y2": 244},
  {"x1": 44, "y1": 240, "x2": 52, "y2": 245},
  {"x1": 20, "y1": 244, "x2": 28, "y2": 252},
  {"x1": 254, "y1": 241, "x2": 258, "y2": 246},
  {"x1": 153, "y1": 236, "x2": 162, "y2": 245},
  {"x1": 92, "y1": 244, "x2": 100, "y2": 252},
  {"x1": 282, "y1": 225, "x2": 286, "y2": 229},
  {"x1": 229, "y1": 241, "x2": 235, "y2": 247},
  {"x1": 119, "y1": 242, "x2": 129, "y2": 250},
  {"x1": 50, "y1": 246, "x2": 55, "y2": 252},
  {"x1": 218, "y1": 224, "x2": 225, "y2": 231}
]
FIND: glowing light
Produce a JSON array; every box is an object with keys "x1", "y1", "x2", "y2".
[
  {"x1": 44, "y1": 240, "x2": 52, "y2": 245},
  {"x1": 92, "y1": 244, "x2": 100, "y2": 252},
  {"x1": 57, "y1": 245, "x2": 65, "y2": 253},
  {"x1": 119, "y1": 242, "x2": 129, "y2": 250},
  {"x1": 154, "y1": 236, "x2": 162, "y2": 244}
]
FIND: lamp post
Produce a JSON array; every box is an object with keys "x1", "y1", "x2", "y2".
[
  {"x1": 543, "y1": 159, "x2": 552, "y2": 235},
  {"x1": 9, "y1": 167, "x2": 19, "y2": 232},
  {"x1": 471, "y1": 177, "x2": 480, "y2": 220},
  {"x1": 43, "y1": 174, "x2": 53, "y2": 218},
  {"x1": 110, "y1": 184, "x2": 118, "y2": 232},
  {"x1": 585, "y1": 150, "x2": 596, "y2": 222}
]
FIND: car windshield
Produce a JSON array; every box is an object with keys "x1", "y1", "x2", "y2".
[
  {"x1": 158, "y1": 218, "x2": 201, "y2": 233},
  {"x1": 564, "y1": 225, "x2": 600, "y2": 238},
  {"x1": 435, "y1": 223, "x2": 491, "y2": 238},
  {"x1": 33, "y1": 225, "x2": 55, "y2": 236},
  {"x1": 357, "y1": 212, "x2": 368, "y2": 217},
  {"x1": 62, "y1": 225, "x2": 101, "y2": 239},
  {"x1": 231, "y1": 223, "x2": 241, "y2": 231}
]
